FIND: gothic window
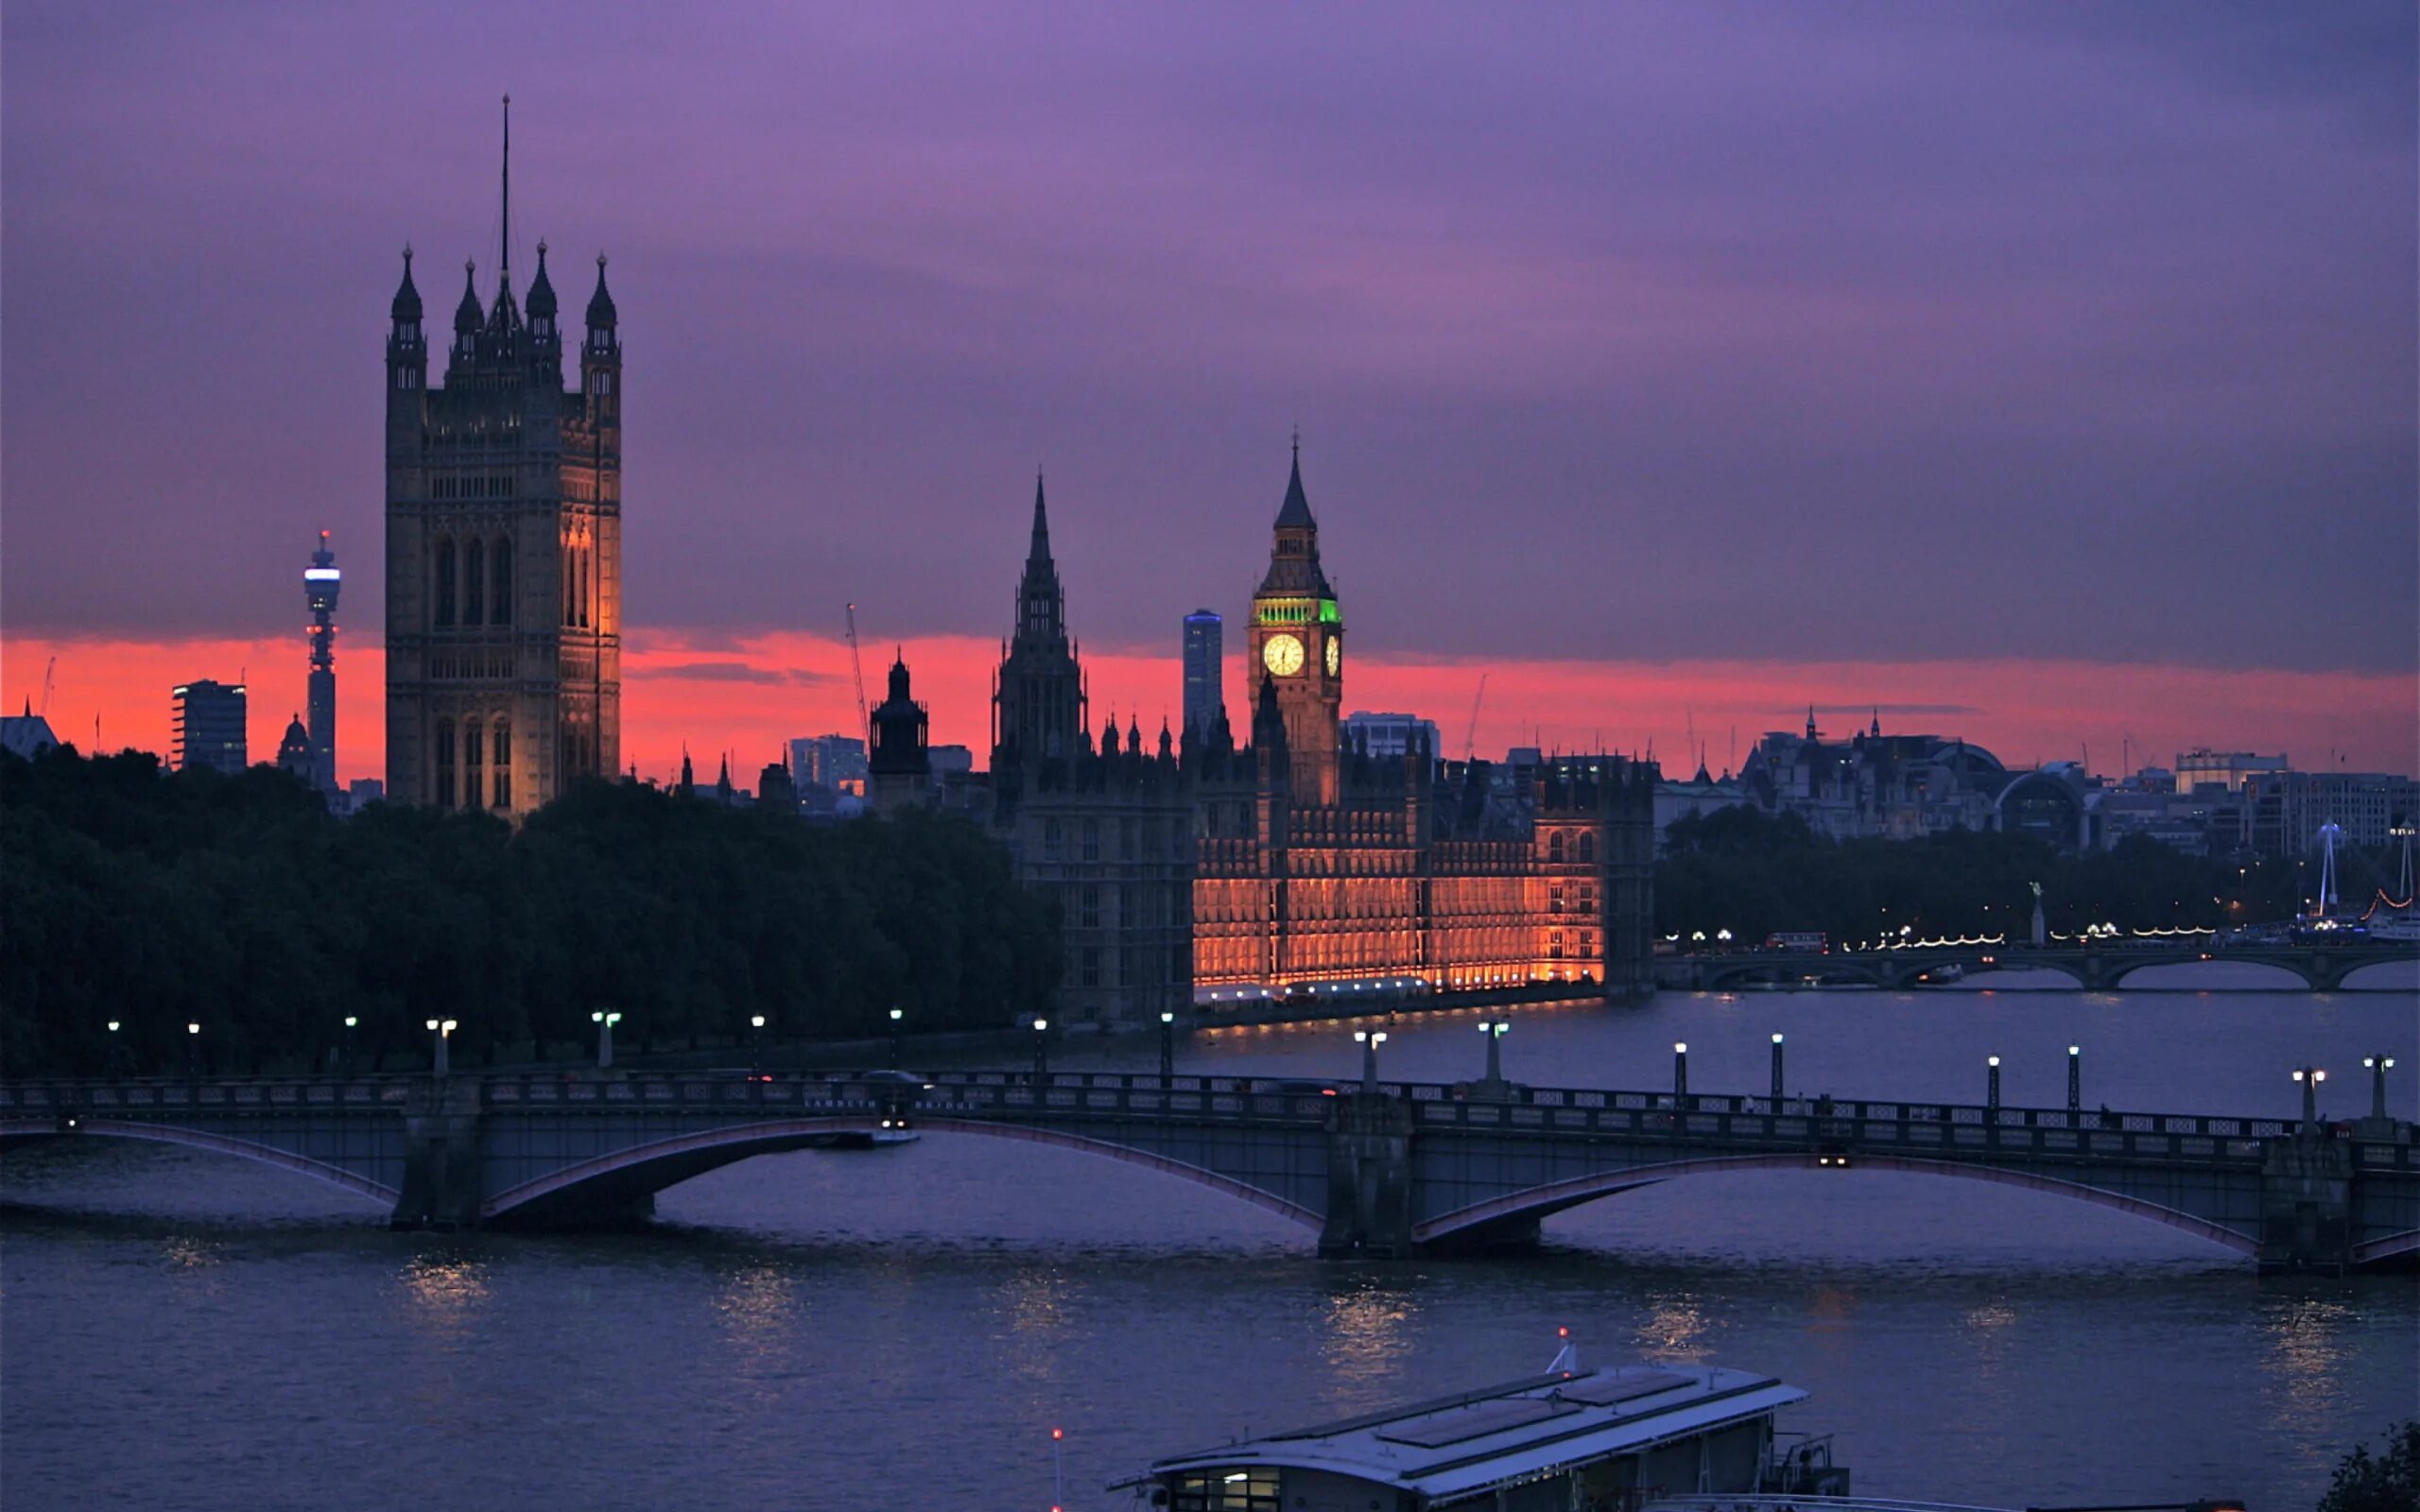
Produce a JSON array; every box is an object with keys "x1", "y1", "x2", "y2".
[
  {"x1": 493, "y1": 723, "x2": 511, "y2": 809},
  {"x1": 1080, "y1": 948, "x2": 1099, "y2": 988},
  {"x1": 491, "y1": 537, "x2": 513, "y2": 626},
  {"x1": 463, "y1": 541, "x2": 485, "y2": 627},
  {"x1": 1080, "y1": 885, "x2": 1100, "y2": 929},
  {"x1": 562, "y1": 541, "x2": 577, "y2": 626},
  {"x1": 434, "y1": 539, "x2": 457, "y2": 627},
  {"x1": 1043, "y1": 819, "x2": 1061, "y2": 860},
  {"x1": 464, "y1": 719, "x2": 484, "y2": 809},
  {"x1": 1549, "y1": 831, "x2": 1566, "y2": 864},
  {"x1": 1081, "y1": 819, "x2": 1099, "y2": 861},
  {"x1": 1120, "y1": 818, "x2": 1135, "y2": 861},
  {"x1": 1579, "y1": 832, "x2": 1597, "y2": 864},
  {"x1": 434, "y1": 718, "x2": 456, "y2": 807}
]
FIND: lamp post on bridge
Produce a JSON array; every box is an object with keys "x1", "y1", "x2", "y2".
[
  {"x1": 2363, "y1": 1056, "x2": 2394, "y2": 1121},
  {"x1": 104, "y1": 1020, "x2": 124, "y2": 1077},
  {"x1": 1770, "y1": 1033, "x2": 1785, "y2": 1103},
  {"x1": 592, "y1": 1010, "x2": 622, "y2": 1070},
  {"x1": 1672, "y1": 1041, "x2": 1688, "y2": 1105},
  {"x1": 341, "y1": 1015, "x2": 358, "y2": 1074},
  {"x1": 2067, "y1": 1044, "x2": 2082, "y2": 1112},
  {"x1": 889, "y1": 1006, "x2": 905, "y2": 1070},
  {"x1": 1356, "y1": 1029, "x2": 1389, "y2": 1093},
  {"x1": 1986, "y1": 1055, "x2": 2001, "y2": 1111},
  {"x1": 186, "y1": 1021, "x2": 201, "y2": 1079},
  {"x1": 2291, "y1": 1065, "x2": 2325, "y2": 1125},
  {"x1": 1031, "y1": 1018, "x2": 1051, "y2": 1079},
  {"x1": 425, "y1": 1018, "x2": 457, "y2": 1080},
  {"x1": 1479, "y1": 1021, "x2": 1508, "y2": 1086},
  {"x1": 1159, "y1": 1010, "x2": 1176, "y2": 1082},
  {"x1": 750, "y1": 1015, "x2": 766, "y2": 1076}
]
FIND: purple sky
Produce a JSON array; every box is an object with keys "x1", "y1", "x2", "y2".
[{"x1": 6, "y1": 4, "x2": 2413, "y2": 696}]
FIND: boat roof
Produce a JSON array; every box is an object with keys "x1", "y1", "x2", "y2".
[{"x1": 1115, "y1": 1363, "x2": 1807, "y2": 1503}]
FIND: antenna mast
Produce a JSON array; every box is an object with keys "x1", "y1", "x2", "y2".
[{"x1": 500, "y1": 94, "x2": 511, "y2": 284}]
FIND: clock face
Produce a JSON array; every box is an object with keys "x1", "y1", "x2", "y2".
[
  {"x1": 1324, "y1": 637, "x2": 1340, "y2": 677},
  {"x1": 1263, "y1": 633, "x2": 1305, "y2": 677}
]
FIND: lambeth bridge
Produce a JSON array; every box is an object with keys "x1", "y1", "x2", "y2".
[
  {"x1": 1659, "y1": 942, "x2": 2419, "y2": 992},
  {"x1": 4, "y1": 1067, "x2": 2413, "y2": 1275}
]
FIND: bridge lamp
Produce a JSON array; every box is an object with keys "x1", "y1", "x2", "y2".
[
  {"x1": 1716, "y1": 929, "x2": 1732, "y2": 944},
  {"x1": 1159, "y1": 1010, "x2": 1176, "y2": 1081},
  {"x1": 1985, "y1": 1055, "x2": 2001, "y2": 1111},
  {"x1": 2292, "y1": 1066, "x2": 2325, "y2": 1125},
  {"x1": 2067, "y1": 1044, "x2": 2082, "y2": 1112},
  {"x1": 592, "y1": 1009, "x2": 622, "y2": 1070},
  {"x1": 1672, "y1": 1041, "x2": 1688, "y2": 1100},
  {"x1": 2364, "y1": 1056, "x2": 2396, "y2": 1121},
  {"x1": 1770, "y1": 1033, "x2": 1785, "y2": 1102},
  {"x1": 425, "y1": 1018, "x2": 457, "y2": 1080},
  {"x1": 1031, "y1": 1018, "x2": 1050, "y2": 1078},
  {"x1": 107, "y1": 1021, "x2": 121, "y2": 1033},
  {"x1": 1479, "y1": 1020, "x2": 1509, "y2": 1084}
]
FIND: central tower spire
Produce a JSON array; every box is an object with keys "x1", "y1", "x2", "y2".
[{"x1": 499, "y1": 94, "x2": 512, "y2": 290}]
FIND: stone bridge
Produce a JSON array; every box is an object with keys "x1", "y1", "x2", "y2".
[
  {"x1": 1660, "y1": 943, "x2": 2418, "y2": 993},
  {"x1": 2, "y1": 1071, "x2": 2412, "y2": 1274}
]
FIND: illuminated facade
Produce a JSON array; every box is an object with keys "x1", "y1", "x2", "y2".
[
  {"x1": 384, "y1": 108, "x2": 620, "y2": 817},
  {"x1": 1190, "y1": 448, "x2": 1657, "y2": 1002}
]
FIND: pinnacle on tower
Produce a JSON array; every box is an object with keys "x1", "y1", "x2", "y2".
[
  {"x1": 1275, "y1": 434, "x2": 1316, "y2": 530},
  {"x1": 586, "y1": 253, "x2": 617, "y2": 328},
  {"x1": 527, "y1": 240, "x2": 557, "y2": 320},
  {"x1": 391, "y1": 247, "x2": 423, "y2": 321},
  {"x1": 1029, "y1": 471, "x2": 1052, "y2": 562},
  {"x1": 455, "y1": 261, "x2": 482, "y2": 332}
]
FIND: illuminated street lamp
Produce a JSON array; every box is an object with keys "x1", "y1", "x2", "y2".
[
  {"x1": 104, "y1": 1019, "x2": 124, "y2": 1076},
  {"x1": 1031, "y1": 1018, "x2": 1051, "y2": 1078},
  {"x1": 2067, "y1": 1044, "x2": 2082, "y2": 1112},
  {"x1": 186, "y1": 1021, "x2": 201, "y2": 1078},
  {"x1": 1159, "y1": 1010, "x2": 1177, "y2": 1082},
  {"x1": 2291, "y1": 1065, "x2": 2325, "y2": 1125},
  {"x1": 888, "y1": 1006, "x2": 905, "y2": 1070},
  {"x1": 1356, "y1": 1029, "x2": 1389, "y2": 1092},
  {"x1": 1672, "y1": 1041, "x2": 1688, "y2": 1102},
  {"x1": 1479, "y1": 1020, "x2": 1509, "y2": 1084},
  {"x1": 425, "y1": 1018, "x2": 458, "y2": 1079},
  {"x1": 2363, "y1": 1055, "x2": 2396, "y2": 1121},
  {"x1": 592, "y1": 1009, "x2": 623, "y2": 1070},
  {"x1": 750, "y1": 1014, "x2": 767, "y2": 1075},
  {"x1": 1770, "y1": 1032, "x2": 1785, "y2": 1102},
  {"x1": 1985, "y1": 1055, "x2": 2000, "y2": 1111}
]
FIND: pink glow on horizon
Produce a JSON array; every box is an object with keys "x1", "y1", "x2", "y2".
[{"x1": 8, "y1": 630, "x2": 2411, "y2": 792}]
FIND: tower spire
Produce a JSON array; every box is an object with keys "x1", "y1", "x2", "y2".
[{"x1": 500, "y1": 94, "x2": 511, "y2": 287}]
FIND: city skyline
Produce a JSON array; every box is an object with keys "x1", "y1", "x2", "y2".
[{"x1": 4, "y1": 4, "x2": 2414, "y2": 779}]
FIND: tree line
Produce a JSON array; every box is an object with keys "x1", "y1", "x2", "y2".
[
  {"x1": 1654, "y1": 804, "x2": 2384, "y2": 945},
  {"x1": 0, "y1": 747, "x2": 1060, "y2": 1077}
]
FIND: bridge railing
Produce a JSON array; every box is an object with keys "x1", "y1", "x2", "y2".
[{"x1": 5, "y1": 1072, "x2": 2413, "y2": 1172}]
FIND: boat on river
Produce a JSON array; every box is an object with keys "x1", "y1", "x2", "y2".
[{"x1": 1112, "y1": 1335, "x2": 1855, "y2": 1511}]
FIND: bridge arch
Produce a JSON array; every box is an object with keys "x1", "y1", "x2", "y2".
[
  {"x1": 0, "y1": 1118, "x2": 398, "y2": 1206},
  {"x1": 2101, "y1": 957, "x2": 2314, "y2": 991},
  {"x1": 1700, "y1": 957, "x2": 1890, "y2": 991},
  {"x1": 480, "y1": 1114, "x2": 1325, "y2": 1228},
  {"x1": 2354, "y1": 1229, "x2": 2420, "y2": 1267},
  {"x1": 1412, "y1": 1152, "x2": 2259, "y2": 1256},
  {"x1": 2341, "y1": 958, "x2": 2420, "y2": 992}
]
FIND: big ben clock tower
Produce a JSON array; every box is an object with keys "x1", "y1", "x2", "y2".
[{"x1": 1251, "y1": 439, "x2": 1343, "y2": 803}]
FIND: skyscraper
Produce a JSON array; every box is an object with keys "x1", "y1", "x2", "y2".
[
  {"x1": 1183, "y1": 609, "x2": 1223, "y2": 739},
  {"x1": 173, "y1": 680, "x2": 247, "y2": 774},
  {"x1": 385, "y1": 99, "x2": 621, "y2": 817},
  {"x1": 303, "y1": 530, "x2": 341, "y2": 795}
]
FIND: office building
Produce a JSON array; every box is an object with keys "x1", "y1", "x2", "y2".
[
  {"x1": 173, "y1": 679, "x2": 248, "y2": 774},
  {"x1": 1183, "y1": 609, "x2": 1223, "y2": 738}
]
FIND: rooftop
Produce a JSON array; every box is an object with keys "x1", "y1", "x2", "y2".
[{"x1": 1118, "y1": 1360, "x2": 1806, "y2": 1503}]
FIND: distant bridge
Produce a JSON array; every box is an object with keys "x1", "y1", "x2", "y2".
[
  {"x1": 2, "y1": 1070, "x2": 2411, "y2": 1273},
  {"x1": 1659, "y1": 943, "x2": 2419, "y2": 993}
]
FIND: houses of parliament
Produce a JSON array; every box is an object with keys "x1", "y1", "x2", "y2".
[
  {"x1": 869, "y1": 447, "x2": 1659, "y2": 1024},
  {"x1": 382, "y1": 122, "x2": 1653, "y2": 1022}
]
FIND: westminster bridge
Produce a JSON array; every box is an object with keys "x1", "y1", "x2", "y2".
[
  {"x1": 6, "y1": 1064, "x2": 2415, "y2": 1275},
  {"x1": 1658, "y1": 941, "x2": 2419, "y2": 993}
]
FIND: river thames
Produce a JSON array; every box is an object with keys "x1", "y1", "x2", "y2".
[{"x1": 5, "y1": 970, "x2": 2414, "y2": 1511}]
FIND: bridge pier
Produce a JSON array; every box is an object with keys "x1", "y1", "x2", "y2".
[
  {"x1": 1320, "y1": 1093, "x2": 1416, "y2": 1259},
  {"x1": 2257, "y1": 1130, "x2": 2354, "y2": 1275},
  {"x1": 390, "y1": 1081, "x2": 486, "y2": 1230}
]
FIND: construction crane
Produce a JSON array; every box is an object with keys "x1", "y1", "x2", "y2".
[
  {"x1": 39, "y1": 656, "x2": 56, "y2": 718},
  {"x1": 844, "y1": 603, "x2": 871, "y2": 739},
  {"x1": 1462, "y1": 673, "x2": 1488, "y2": 762}
]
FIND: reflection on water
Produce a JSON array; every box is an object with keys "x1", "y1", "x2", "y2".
[
  {"x1": 1319, "y1": 1276, "x2": 1416, "y2": 1388},
  {"x1": 710, "y1": 1263, "x2": 798, "y2": 1362},
  {"x1": 2261, "y1": 1295, "x2": 2356, "y2": 1440},
  {"x1": 399, "y1": 1254, "x2": 490, "y2": 1336},
  {"x1": 1638, "y1": 1289, "x2": 1710, "y2": 1361}
]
